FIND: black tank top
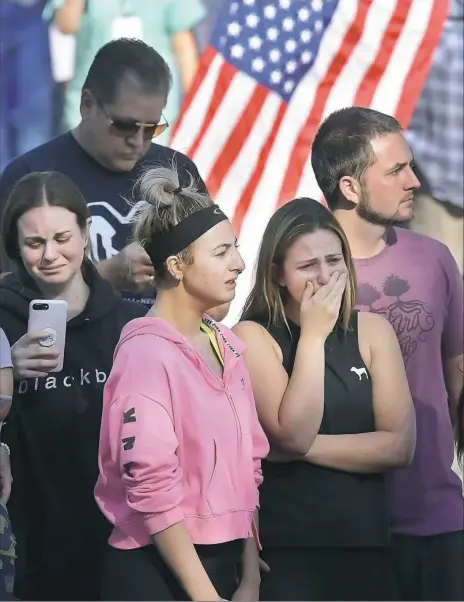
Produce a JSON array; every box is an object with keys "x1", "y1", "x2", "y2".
[{"x1": 255, "y1": 311, "x2": 389, "y2": 548}]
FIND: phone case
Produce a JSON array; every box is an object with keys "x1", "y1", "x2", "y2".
[{"x1": 27, "y1": 300, "x2": 68, "y2": 373}]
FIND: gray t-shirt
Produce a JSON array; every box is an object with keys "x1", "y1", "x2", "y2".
[{"x1": 0, "y1": 328, "x2": 12, "y2": 369}]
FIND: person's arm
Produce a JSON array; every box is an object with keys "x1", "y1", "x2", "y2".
[
  {"x1": 230, "y1": 509, "x2": 261, "y2": 601},
  {"x1": 440, "y1": 248, "x2": 464, "y2": 413},
  {"x1": 233, "y1": 321, "x2": 324, "y2": 455},
  {"x1": 229, "y1": 368, "x2": 269, "y2": 599},
  {"x1": 444, "y1": 355, "x2": 464, "y2": 414},
  {"x1": 0, "y1": 330, "x2": 13, "y2": 421},
  {"x1": 96, "y1": 242, "x2": 155, "y2": 291},
  {"x1": 0, "y1": 370, "x2": 12, "y2": 423},
  {"x1": 153, "y1": 524, "x2": 220, "y2": 601},
  {"x1": 304, "y1": 313, "x2": 416, "y2": 473},
  {"x1": 51, "y1": 0, "x2": 86, "y2": 35},
  {"x1": 0, "y1": 329, "x2": 13, "y2": 500},
  {"x1": 172, "y1": 30, "x2": 200, "y2": 93},
  {"x1": 457, "y1": 386, "x2": 464, "y2": 461},
  {"x1": 165, "y1": 0, "x2": 206, "y2": 91},
  {"x1": 233, "y1": 274, "x2": 345, "y2": 455},
  {"x1": 109, "y1": 392, "x2": 220, "y2": 601}
]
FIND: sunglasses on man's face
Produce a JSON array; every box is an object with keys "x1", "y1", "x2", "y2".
[{"x1": 98, "y1": 100, "x2": 169, "y2": 140}]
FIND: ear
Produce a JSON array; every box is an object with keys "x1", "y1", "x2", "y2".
[
  {"x1": 80, "y1": 89, "x2": 97, "y2": 119},
  {"x1": 84, "y1": 218, "x2": 92, "y2": 247},
  {"x1": 338, "y1": 175, "x2": 362, "y2": 206},
  {"x1": 165, "y1": 255, "x2": 184, "y2": 282},
  {"x1": 272, "y1": 262, "x2": 286, "y2": 287}
]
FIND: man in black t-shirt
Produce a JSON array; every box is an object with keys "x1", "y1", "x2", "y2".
[{"x1": 0, "y1": 38, "x2": 206, "y2": 306}]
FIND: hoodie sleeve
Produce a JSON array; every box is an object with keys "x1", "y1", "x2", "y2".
[{"x1": 108, "y1": 392, "x2": 184, "y2": 535}]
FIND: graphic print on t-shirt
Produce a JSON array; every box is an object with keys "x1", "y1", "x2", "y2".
[
  {"x1": 357, "y1": 274, "x2": 435, "y2": 365},
  {"x1": 87, "y1": 200, "x2": 145, "y2": 262}
]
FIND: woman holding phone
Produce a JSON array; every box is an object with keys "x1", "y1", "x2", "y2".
[{"x1": 0, "y1": 171, "x2": 146, "y2": 601}]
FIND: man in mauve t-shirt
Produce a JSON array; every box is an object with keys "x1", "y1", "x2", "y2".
[{"x1": 312, "y1": 107, "x2": 463, "y2": 601}]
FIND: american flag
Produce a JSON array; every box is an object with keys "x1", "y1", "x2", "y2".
[{"x1": 171, "y1": 0, "x2": 448, "y2": 323}]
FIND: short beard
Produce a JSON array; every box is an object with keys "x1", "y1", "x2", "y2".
[{"x1": 356, "y1": 188, "x2": 410, "y2": 227}]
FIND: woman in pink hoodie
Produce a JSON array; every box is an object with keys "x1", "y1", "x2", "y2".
[{"x1": 95, "y1": 166, "x2": 269, "y2": 601}]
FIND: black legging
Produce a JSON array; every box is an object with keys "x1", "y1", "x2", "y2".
[
  {"x1": 259, "y1": 546, "x2": 398, "y2": 601},
  {"x1": 101, "y1": 539, "x2": 244, "y2": 601}
]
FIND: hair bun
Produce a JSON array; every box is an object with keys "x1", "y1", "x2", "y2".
[
  {"x1": 138, "y1": 167, "x2": 181, "y2": 208},
  {"x1": 132, "y1": 163, "x2": 212, "y2": 244}
]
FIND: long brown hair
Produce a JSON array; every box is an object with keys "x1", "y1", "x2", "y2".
[
  {"x1": 241, "y1": 197, "x2": 356, "y2": 331},
  {"x1": 1, "y1": 171, "x2": 92, "y2": 268}
]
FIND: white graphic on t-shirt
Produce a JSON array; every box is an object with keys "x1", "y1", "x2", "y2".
[
  {"x1": 90, "y1": 216, "x2": 118, "y2": 259},
  {"x1": 87, "y1": 201, "x2": 146, "y2": 261},
  {"x1": 350, "y1": 366, "x2": 368, "y2": 380}
]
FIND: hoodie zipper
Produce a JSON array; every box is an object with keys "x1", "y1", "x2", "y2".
[
  {"x1": 207, "y1": 320, "x2": 243, "y2": 449},
  {"x1": 194, "y1": 324, "x2": 242, "y2": 450},
  {"x1": 224, "y1": 385, "x2": 241, "y2": 449},
  {"x1": 195, "y1": 357, "x2": 242, "y2": 450}
]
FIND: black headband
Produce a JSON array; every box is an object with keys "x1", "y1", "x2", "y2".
[{"x1": 144, "y1": 204, "x2": 228, "y2": 268}]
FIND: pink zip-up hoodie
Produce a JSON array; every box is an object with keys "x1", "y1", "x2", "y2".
[{"x1": 95, "y1": 316, "x2": 269, "y2": 549}]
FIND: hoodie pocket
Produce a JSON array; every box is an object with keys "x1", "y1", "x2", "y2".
[{"x1": 206, "y1": 436, "x2": 256, "y2": 516}]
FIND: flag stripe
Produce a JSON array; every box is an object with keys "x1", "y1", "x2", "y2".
[
  {"x1": 317, "y1": 0, "x2": 397, "y2": 119},
  {"x1": 234, "y1": 1, "x2": 357, "y2": 223},
  {"x1": 207, "y1": 85, "x2": 269, "y2": 196},
  {"x1": 215, "y1": 92, "x2": 283, "y2": 219},
  {"x1": 282, "y1": 0, "x2": 398, "y2": 205},
  {"x1": 195, "y1": 72, "x2": 259, "y2": 181},
  {"x1": 223, "y1": 1, "x2": 359, "y2": 320},
  {"x1": 232, "y1": 102, "x2": 287, "y2": 234},
  {"x1": 354, "y1": 0, "x2": 413, "y2": 107},
  {"x1": 170, "y1": 45, "x2": 217, "y2": 141},
  {"x1": 395, "y1": 0, "x2": 450, "y2": 126},
  {"x1": 371, "y1": 0, "x2": 435, "y2": 117},
  {"x1": 293, "y1": 0, "x2": 404, "y2": 201},
  {"x1": 278, "y1": 0, "x2": 371, "y2": 205},
  {"x1": 187, "y1": 61, "x2": 237, "y2": 159},
  {"x1": 171, "y1": 52, "x2": 224, "y2": 154}
]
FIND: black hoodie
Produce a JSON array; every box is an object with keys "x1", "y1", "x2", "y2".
[{"x1": 0, "y1": 264, "x2": 146, "y2": 601}]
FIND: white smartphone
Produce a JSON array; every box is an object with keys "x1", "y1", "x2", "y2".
[{"x1": 28, "y1": 300, "x2": 68, "y2": 373}]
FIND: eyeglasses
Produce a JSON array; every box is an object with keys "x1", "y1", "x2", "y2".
[{"x1": 97, "y1": 100, "x2": 169, "y2": 140}]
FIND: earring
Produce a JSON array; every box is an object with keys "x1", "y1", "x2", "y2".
[{"x1": 178, "y1": 275, "x2": 184, "y2": 282}]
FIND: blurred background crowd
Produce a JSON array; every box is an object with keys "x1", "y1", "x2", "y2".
[{"x1": 1, "y1": 0, "x2": 220, "y2": 158}]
